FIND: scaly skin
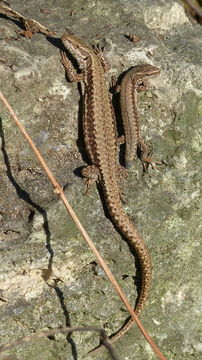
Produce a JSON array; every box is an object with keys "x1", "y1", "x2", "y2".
[
  {"x1": 61, "y1": 32, "x2": 152, "y2": 354},
  {"x1": 120, "y1": 65, "x2": 160, "y2": 169}
]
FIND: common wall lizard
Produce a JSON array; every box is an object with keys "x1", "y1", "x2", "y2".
[
  {"x1": 119, "y1": 65, "x2": 160, "y2": 169},
  {"x1": 61, "y1": 31, "x2": 152, "y2": 353}
]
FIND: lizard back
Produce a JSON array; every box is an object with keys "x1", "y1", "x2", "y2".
[{"x1": 61, "y1": 32, "x2": 152, "y2": 352}]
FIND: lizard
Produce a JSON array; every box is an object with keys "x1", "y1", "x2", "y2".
[
  {"x1": 118, "y1": 65, "x2": 161, "y2": 170},
  {"x1": 60, "y1": 31, "x2": 152, "y2": 354}
]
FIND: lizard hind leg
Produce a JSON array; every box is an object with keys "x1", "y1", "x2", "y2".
[
  {"x1": 138, "y1": 137, "x2": 162, "y2": 171},
  {"x1": 81, "y1": 165, "x2": 100, "y2": 194}
]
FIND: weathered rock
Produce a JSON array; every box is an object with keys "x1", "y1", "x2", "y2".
[{"x1": 0, "y1": 0, "x2": 201, "y2": 359}]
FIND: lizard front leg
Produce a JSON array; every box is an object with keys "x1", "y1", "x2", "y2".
[
  {"x1": 60, "y1": 51, "x2": 84, "y2": 82},
  {"x1": 81, "y1": 165, "x2": 100, "y2": 193}
]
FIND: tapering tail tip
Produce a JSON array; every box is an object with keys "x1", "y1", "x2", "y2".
[{"x1": 125, "y1": 160, "x2": 132, "y2": 170}]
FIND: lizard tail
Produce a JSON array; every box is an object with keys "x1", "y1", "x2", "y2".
[{"x1": 86, "y1": 192, "x2": 152, "y2": 355}]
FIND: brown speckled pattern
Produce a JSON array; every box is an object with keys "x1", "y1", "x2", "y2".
[{"x1": 61, "y1": 33, "x2": 152, "y2": 352}]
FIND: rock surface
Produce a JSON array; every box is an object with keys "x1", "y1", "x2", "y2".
[{"x1": 0, "y1": 0, "x2": 202, "y2": 359}]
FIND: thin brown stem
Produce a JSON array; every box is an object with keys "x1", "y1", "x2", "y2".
[
  {"x1": 0, "y1": 326, "x2": 118, "y2": 360},
  {"x1": 0, "y1": 91, "x2": 168, "y2": 360}
]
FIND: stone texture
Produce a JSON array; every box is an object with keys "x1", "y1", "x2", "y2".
[{"x1": 0, "y1": 0, "x2": 202, "y2": 359}]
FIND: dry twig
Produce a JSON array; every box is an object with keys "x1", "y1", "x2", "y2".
[
  {"x1": 0, "y1": 326, "x2": 118, "y2": 360},
  {"x1": 0, "y1": 89, "x2": 167, "y2": 360},
  {"x1": 0, "y1": 1, "x2": 55, "y2": 37}
]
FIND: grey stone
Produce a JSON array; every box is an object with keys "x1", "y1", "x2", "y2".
[{"x1": 0, "y1": 0, "x2": 201, "y2": 359}]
